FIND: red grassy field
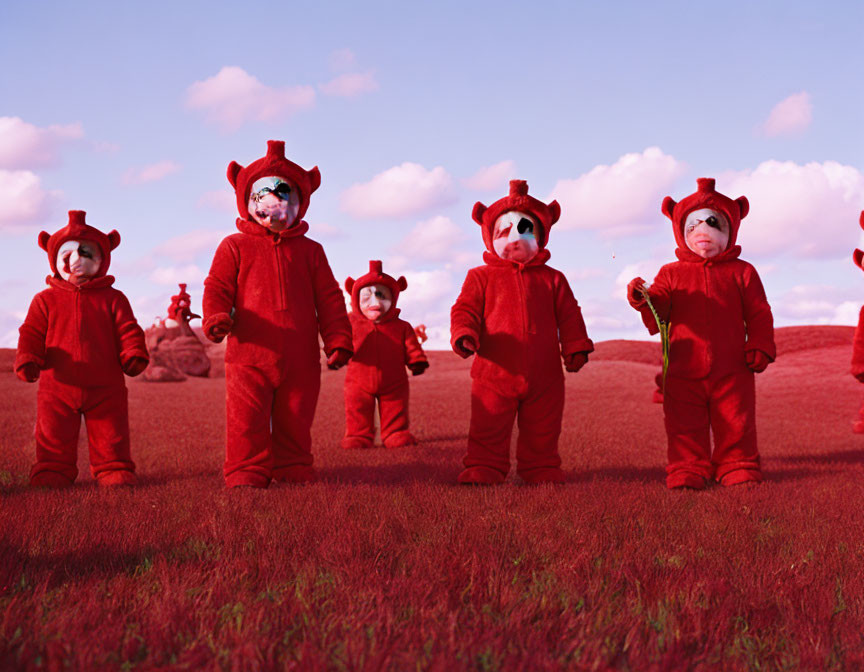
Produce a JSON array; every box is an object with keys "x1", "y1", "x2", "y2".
[{"x1": 1, "y1": 326, "x2": 863, "y2": 671}]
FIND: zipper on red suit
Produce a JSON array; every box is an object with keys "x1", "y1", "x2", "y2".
[
  {"x1": 374, "y1": 324, "x2": 382, "y2": 391},
  {"x1": 272, "y1": 235, "x2": 287, "y2": 311},
  {"x1": 516, "y1": 266, "x2": 529, "y2": 374},
  {"x1": 75, "y1": 288, "x2": 82, "y2": 362},
  {"x1": 703, "y1": 260, "x2": 713, "y2": 372}
]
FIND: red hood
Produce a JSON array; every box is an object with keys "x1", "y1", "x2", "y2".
[
  {"x1": 662, "y1": 177, "x2": 749, "y2": 257},
  {"x1": 227, "y1": 140, "x2": 321, "y2": 228},
  {"x1": 473, "y1": 180, "x2": 561, "y2": 254},
  {"x1": 853, "y1": 211, "x2": 864, "y2": 271},
  {"x1": 39, "y1": 210, "x2": 120, "y2": 279},
  {"x1": 345, "y1": 260, "x2": 407, "y2": 322}
]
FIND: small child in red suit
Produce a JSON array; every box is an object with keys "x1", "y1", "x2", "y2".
[
  {"x1": 850, "y1": 212, "x2": 864, "y2": 433},
  {"x1": 16, "y1": 211, "x2": 149, "y2": 488},
  {"x1": 341, "y1": 261, "x2": 428, "y2": 449},
  {"x1": 627, "y1": 178, "x2": 775, "y2": 489},
  {"x1": 451, "y1": 180, "x2": 594, "y2": 484}
]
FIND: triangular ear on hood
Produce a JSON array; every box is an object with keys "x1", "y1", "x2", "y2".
[
  {"x1": 107, "y1": 230, "x2": 121, "y2": 250},
  {"x1": 854, "y1": 249, "x2": 864, "y2": 270},
  {"x1": 859, "y1": 211, "x2": 864, "y2": 230},
  {"x1": 345, "y1": 277, "x2": 355, "y2": 294},
  {"x1": 661, "y1": 197, "x2": 677, "y2": 220},
  {"x1": 472, "y1": 202, "x2": 487, "y2": 225},
  {"x1": 227, "y1": 161, "x2": 243, "y2": 188},
  {"x1": 397, "y1": 276, "x2": 408, "y2": 291},
  {"x1": 736, "y1": 196, "x2": 750, "y2": 220},
  {"x1": 308, "y1": 166, "x2": 321, "y2": 194},
  {"x1": 548, "y1": 200, "x2": 561, "y2": 225},
  {"x1": 38, "y1": 231, "x2": 51, "y2": 251}
]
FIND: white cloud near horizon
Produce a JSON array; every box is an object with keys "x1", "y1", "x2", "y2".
[
  {"x1": 462, "y1": 160, "x2": 517, "y2": 191},
  {"x1": 0, "y1": 170, "x2": 62, "y2": 231},
  {"x1": 196, "y1": 189, "x2": 236, "y2": 213},
  {"x1": 340, "y1": 163, "x2": 458, "y2": 219},
  {"x1": 149, "y1": 264, "x2": 206, "y2": 286},
  {"x1": 550, "y1": 147, "x2": 687, "y2": 237},
  {"x1": 391, "y1": 215, "x2": 469, "y2": 262},
  {"x1": 152, "y1": 229, "x2": 228, "y2": 263},
  {"x1": 186, "y1": 67, "x2": 316, "y2": 131},
  {"x1": 122, "y1": 160, "x2": 181, "y2": 185},
  {"x1": 0, "y1": 117, "x2": 83, "y2": 170},
  {"x1": 319, "y1": 71, "x2": 379, "y2": 98},
  {"x1": 761, "y1": 91, "x2": 813, "y2": 137}
]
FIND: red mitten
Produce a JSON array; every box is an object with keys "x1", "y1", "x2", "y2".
[
  {"x1": 454, "y1": 335, "x2": 477, "y2": 359},
  {"x1": 204, "y1": 314, "x2": 233, "y2": 343},
  {"x1": 122, "y1": 356, "x2": 148, "y2": 377},
  {"x1": 564, "y1": 352, "x2": 588, "y2": 373},
  {"x1": 745, "y1": 350, "x2": 770, "y2": 373},
  {"x1": 856, "y1": 372, "x2": 864, "y2": 383},
  {"x1": 327, "y1": 348, "x2": 352, "y2": 370},
  {"x1": 16, "y1": 362, "x2": 40, "y2": 383},
  {"x1": 408, "y1": 361, "x2": 429, "y2": 376},
  {"x1": 627, "y1": 277, "x2": 648, "y2": 309}
]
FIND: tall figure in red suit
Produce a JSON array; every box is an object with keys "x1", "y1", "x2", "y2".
[
  {"x1": 342, "y1": 260, "x2": 429, "y2": 450},
  {"x1": 16, "y1": 211, "x2": 149, "y2": 488},
  {"x1": 626, "y1": 178, "x2": 775, "y2": 489},
  {"x1": 851, "y1": 212, "x2": 864, "y2": 433},
  {"x1": 450, "y1": 180, "x2": 594, "y2": 484},
  {"x1": 203, "y1": 140, "x2": 352, "y2": 487}
]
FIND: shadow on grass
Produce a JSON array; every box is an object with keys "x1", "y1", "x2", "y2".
[
  {"x1": 772, "y1": 449, "x2": 864, "y2": 465},
  {"x1": 571, "y1": 466, "x2": 666, "y2": 483},
  {"x1": 321, "y1": 462, "x2": 458, "y2": 485}
]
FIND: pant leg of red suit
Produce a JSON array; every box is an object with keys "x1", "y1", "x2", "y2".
[
  {"x1": 271, "y1": 366, "x2": 321, "y2": 481},
  {"x1": 464, "y1": 379, "x2": 519, "y2": 478},
  {"x1": 224, "y1": 364, "x2": 276, "y2": 487},
  {"x1": 343, "y1": 383, "x2": 376, "y2": 446},
  {"x1": 379, "y1": 380, "x2": 415, "y2": 448},
  {"x1": 82, "y1": 384, "x2": 135, "y2": 480},
  {"x1": 709, "y1": 370, "x2": 762, "y2": 485},
  {"x1": 515, "y1": 377, "x2": 565, "y2": 481},
  {"x1": 663, "y1": 375, "x2": 713, "y2": 487}
]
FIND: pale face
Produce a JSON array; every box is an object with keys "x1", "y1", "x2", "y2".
[
  {"x1": 492, "y1": 211, "x2": 539, "y2": 263},
  {"x1": 247, "y1": 176, "x2": 301, "y2": 232},
  {"x1": 684, "y1": 208, "x2": 730, "y2": 259},
  {"x1": 57, "y1": 240, "x2": 102, "y2": 285},
  {"x1": 358, "y1": 284, "x2": 393, "y2": 322}
]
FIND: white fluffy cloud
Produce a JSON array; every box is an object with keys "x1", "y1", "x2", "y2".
[
  {"x1": 186, "y1": 67, "x2": 316, "y2": 131},
  {"x1": 761, "y1": 91, "x2": 813, "y2": 137},
  {"x1": 720, "y1": 159, "x2": 864, "y2": 259},
  {"x1": 319, "y1": 72, "x2": 379, "y2": 98},
  {"x1": 149, "y1": 264, "x2": 206, "y2": 286},
  {"x1": 196, "y1": 189, "x2": 237, "y2": 213},
  {"x1": 122, "y1": 160, "x2": 181, "y2": 185},
  {"x1": 550, "y1": 147, "x2": 687, "y2": 236},
  {"x1": 391, "y1": 216, "x2": 468, "y2": 262},
  {"x1": 0, "y1": 170, "x2": 62, "y2": 231},
  {"x1": 152, "y1": 230, "x2": 228, "y2": 263},
  {"x1": 772, "y1": 284, "x2": 860, "y2": 325},
  {"x1": 340, "y1": 163, "x2": 458, "y2": 219},
  {"x1": 462, "y1": 160, "x2": 517, "y2": 191},
  {"x1": 0, "y1": 117, "x2": 83, "y2": 170}
]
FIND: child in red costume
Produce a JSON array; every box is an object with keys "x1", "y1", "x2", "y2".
[
  {"x1": 341, "y1": 260, "x2": 429, "y2": 450},
  {"x1": 203, "y1": 140, "x2": 352, "y2": 487},
  {"x1": 627, "y1": 178, "x2": 775, "y2": 489},
  {"x1": 450, "y1": 180, "x2": 594, "y2": 485},
  {"x1": 15, "y1": 210, "x2": 149, "y2": 488},
  {"x1": 850, "y1": 212, "x2": 864, "y2": 433}
]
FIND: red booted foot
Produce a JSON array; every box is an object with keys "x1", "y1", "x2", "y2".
[
  {"x1": 520, "y1": 467, "x2": 568, "y2": 484},
  {"x1": 97, "y1": 470, "x2": 137, "y2": 487},
  {"x1": 272, "y1": 465, "x2": 319, "y2": 484},
  {"x1": 666, "y1": 472, "x2": 707, "y2": 490},
  {"x1": 383, "y1": 431, "x2": 417, "y2": 449},
  {"x1": 30, "y1": 471, "x2": 74, "y2": 489},
  {"x1": 341, "y1": 437, "x2": 374, "y2": 450},
  {"x1": 853, "y1": 421, "x2": 864, "y2": 434},
  {"x1": 719, "y1": 469, "x2": 763, "y2": 487},
  {"x1": 458, "y1": 465, "x2": 506, "y2": 485},
  {"x1": 225, "y1": 471, "x2": 270, "y2": 489}
]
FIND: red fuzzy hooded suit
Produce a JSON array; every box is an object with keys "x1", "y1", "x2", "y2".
[
  {"x1": 850, "y1": 212, "x2": 864, "y2": 432},
  {"x1": 342, "y1": 261, "x2": 428, "y2": 449},
  {"x1": 203, "y1": 140, "x2": 352, "y2": 487},
  {"x1": 15, "y1": 211, "x2": 149, "y2": 488},
  {"x1": 450, "y1": 180, "x2": 594, "y2": 484},
  {"x1": 627, "y1": 178, "x2": 775, "y2": 489}
]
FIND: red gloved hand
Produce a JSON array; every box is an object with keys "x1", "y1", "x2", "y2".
[
  {"x1": 327, "y1": 348, "x2": 352, "y2": 370},
  {"x1": 16, "y1": 362, "x2": 40, "y2": 383},
  {"x1": 122, "y1": 356, "x2": 149, "y2": 377},
  {"x1": 408, "y1": 361, "x2": 429, "y2": 376},
  {"x1": 746, "y1": 350, "x2": 770, "y2": 373},
  {"x1": 627, "y1": 277, "x2": 648, "y2": 309},
  {"x1": 454, "y1": 335, "x2": 477, "y2": 359},
  {"x1": 564, "y1": 352, "x2": 588, "y2": 373},
  {"x1": 856, "y1": 372, "x2": 864, "y2": 383}
]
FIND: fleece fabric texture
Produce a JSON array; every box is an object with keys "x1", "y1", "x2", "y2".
[
  {"x1": 452, "y1": 183, "x2": 593, "y2": 480},
  {"x1": 635, "y1": 178, "x2": 774, "y2": 488},
  {"x1": 16, "y1": 211, "x2": 148, "y2": 486},
  {"x1": 852, "y1": 212, "x2": 864, "y2": 380},
  {"x1": 203, "y1": 202, "x2": 351, "y2": 485}
]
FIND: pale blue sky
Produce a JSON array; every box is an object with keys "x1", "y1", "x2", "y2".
[{"x1": 1, "y1": 0, "x2": 862, "y2": 347}]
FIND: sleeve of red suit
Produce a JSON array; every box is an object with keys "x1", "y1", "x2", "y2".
[
  {"x1": 554, "y1": 271, "x2": 594, "y2": 357},
  {"x1": 202, "y1": 238, "x2": 239, "y2": 335},
  {"x1": 852, "y1": 306, "x2": 864, "y2": 379},
  {"x1": 113, "y1": 292, "x2": 148, "y2": 366},
  {"x1": 404, "y1": 321, "x2": 428, "y2": 367},
  {"x1": 740, "y1": 263, "x2": 775, "y2": 361},
  {"x1": 15, "y1": 295, "x2": 49, "y2": 372},
  {"x1": 450, "y1": 270, "x2": 484, "y2": 351},
  {"x1": 311, "y1": 243, "x2": 352, "y2": 356},
  {"x1": 638, "y1": 266, "x2": 673, "y2": 336}
]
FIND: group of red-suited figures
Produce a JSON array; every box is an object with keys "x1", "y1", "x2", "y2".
[{"x1": 14, "y1": 140, "x2": 864, "y2": 490}]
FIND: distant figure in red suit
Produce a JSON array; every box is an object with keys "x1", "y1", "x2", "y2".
[
  {"x1": 341, "y1": 261, "x2": 429, "y2": 450},
  {"x1": 203, "y1": 140, "x2": 352, "y2": 488},
  {"x1": 166, "y1": 283, "x2": 200, "y2": 328},
  {"x1": 451, "y1": 180, "x2": 594, "y2": 485},
  {"x1": 15, "y1": 211, "x2": 149, "y2": 488},
  {"x1": 851, "y1": 211, "x2": 864, "y2": 433},
  {"x1": 414, "y1": 324, "x2": 428, "y2": 345},
  {"x1": 627, "y1": 178, "x2": 775, "y2": 489}
]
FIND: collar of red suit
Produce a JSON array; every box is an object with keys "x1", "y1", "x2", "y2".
[{"x1": 234, "y1": 218, "x2": 310, "y2": 239}]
